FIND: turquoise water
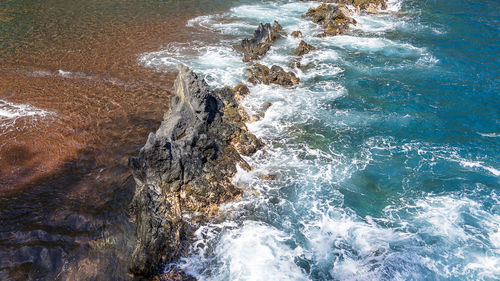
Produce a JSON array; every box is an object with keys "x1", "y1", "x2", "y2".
[{"x1": 142, "y1": 0, "x2": 500, "y2": 280}]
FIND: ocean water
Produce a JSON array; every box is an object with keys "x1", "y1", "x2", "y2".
[{"x1": 143, "y1": 0, "x2": 500, "y2": 280}]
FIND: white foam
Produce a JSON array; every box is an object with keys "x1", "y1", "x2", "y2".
[
  {"x1": 321, "y1": 35, "x2": 423, "y2": 57},
  {"x1": 478, "y1": 132, "x2": 500, "y2": 138},
  {"x1": 418, "y1": 193, "x2": 499, "y2": 278},
  {"x1": 459, "y1": 160, "x2": 500, "y2": 177},
  {"x1": 364, "y1": 137, "x2": 498, "y2": 177},
  {"x1": 387, "y1": 0, "x2": 402, "y2": 12},
  {"x1": 139, "y1": 42, "x2": 194, "y2": 71},
  {"x1": 230, "y1": 2, "x2": 315, "y2": 26},
  {"x1": 140, "y1": 41, "x2": 245, "y2": 88},
  {"x1": 464, "y1": 255, "x2": 500, "y2": 280},
  {"x1": 210, "y1": 221, "x2": 308, "y2": 281},
  {"x1": 187, "y1": 14, "x2": 216, "y2": 29},
  {"x1": 351, "y1": 14, "x2": 399, "y2": 33},
  {"x1": 57, "y1": 69, "x2": 72, "y2": 76},
  {"x1": 0, "y1": 99, "x2": 53, "y2": 120},
  {"x1": 0, "y1": 99, "x2": 55, "y2": 137}
]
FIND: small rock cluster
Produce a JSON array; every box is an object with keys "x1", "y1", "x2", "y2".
[
  {"x1": 302, "y1": 0, "x2": 388, "y2": 36},
  {"x1": 302, "y1": 3, "x2": 357, "y2": 37},
  {"x1": 234, "y1": 21, "x2": 302, "y2": 87},
  {"x1": 246, "y1": 64, "x2": 300, "y2": 87}
]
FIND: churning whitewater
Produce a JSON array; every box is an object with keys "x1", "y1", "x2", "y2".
[{"x1": 141, "y1": 0, "x2": 499, "y2": 280}]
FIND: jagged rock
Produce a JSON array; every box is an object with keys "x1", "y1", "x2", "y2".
[
  {"x1": 233, "y1": 21, "x2": 286, "y2": 62},
  {"x1": 302, "y1": 3, "x2": 357, "y2": 37},
  {"x1": 128, "y1": 65, "x2": 262, "y2": 278},
  {"x1": 291, "y1": 30, "x2": 303, "y2": 38},
  {"x1": 295, "y1": 40, "x2": 316, "y2": 56},
  {"x1": 246, "y1": 64, "x2": 300, "y2": 87}
]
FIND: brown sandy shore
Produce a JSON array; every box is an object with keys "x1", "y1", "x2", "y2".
[{"x1": 0, "y1": 0, "x2": 235, "y2": 279}]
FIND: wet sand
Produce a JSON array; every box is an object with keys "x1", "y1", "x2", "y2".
[{"x1": 0, "y1": 0, "x2": 233, "y2": 279}]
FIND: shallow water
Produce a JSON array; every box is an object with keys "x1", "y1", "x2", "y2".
[
  {"x1": 0, "y1": 0, "x2": 242, "y2": 280},
  {"x1": 141, "y1": 0, "x2": 500, "y2": 280}
]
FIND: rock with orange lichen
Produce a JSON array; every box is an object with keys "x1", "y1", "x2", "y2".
[
  {"x1": 302, "y1": 3, "x2": 357, "y2": 37},
  {"x1": 246, "y1": 64, "x2": 300, "y2": 87},
  {"x1": 128, "y1": 65, "x2": 262, "y2": 278}
]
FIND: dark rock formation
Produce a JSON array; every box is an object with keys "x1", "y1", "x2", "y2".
[
  {"x1": 233, "y1": 21, "x2": 286, "y2": 62},
  {"x1": 302, "y1": 3, "x2": 357, "y2": 37},
  {"x1": 128, "y1": 65, "x2": 262, "y2": 278},
  {"x1": 246, "y1": 64, "x2": 300, "y2": 87},
  {"x1": 291, "y1": 30, "x2": 303, "y2": 38},
  {"x1": 295, "y1": 40, "x2": 316, "y2": 56}
]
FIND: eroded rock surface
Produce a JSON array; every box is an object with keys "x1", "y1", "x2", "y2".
[
  {"x1": 128, "y1": 65, "x2": 262, "y2": 278},
  {"x1": 246, "y1": 64, "x2": 300, "y2": 87},
  {"x1": 302, "y1": 3, "x2": 357, "y2": 37},
  {"x1": 295, "y1": 40, "x2": 316, "y2": 56},
  {"x1": 233, "y1": 21, "x2": 286, "y2": 62}
]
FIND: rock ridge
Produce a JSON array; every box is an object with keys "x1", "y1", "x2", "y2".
[
  {"x1": 302, "y1": 0, "x2": 388, "y2": 37},
  {"x1": 128, "y1": 65, "x2": 262, "y2": 278}
]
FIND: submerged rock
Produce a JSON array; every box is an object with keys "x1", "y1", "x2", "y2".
[
  {"x1": 291, "y1": 30, "x2": 303, "y2": 38},
  {"x1": 234, "y1": 21, "x2": 286, "y2": 62},
  {"x1": 128, "y1": 65, "x2": 262, "y2": 278},
  {"x1": 290, "y1": 40, "x2": 316, "y2": 70},
  {"x1": 303, "y1": 3, "x2": 357, "y2": 37},
  {"x1": 295, "y1": 40, "x2": 316, "y2": 56},
  {"x1": 246, "y1": 64, "x2": 300, "y2": 87}
]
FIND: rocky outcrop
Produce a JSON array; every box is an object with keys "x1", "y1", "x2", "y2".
[
  {"x1": 302, "y1": 3, "x2": 357, "y2": 37},
  {"x1": 128, "y1": 65, "x2": 262, "y2": 278},
  {"x1": 246, "y1": 64, "x2": 300, "y2": 87},
  {"x1": 301, "y1": 0, "x2": 387, "y2": 13},
  {"x1": 295, "y1": 40, "x2": 316, "y2": 56},
  {"x1": 233, "y1": 21, "x2": 286, "y2": 62}
]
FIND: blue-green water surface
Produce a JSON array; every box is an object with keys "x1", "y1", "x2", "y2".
[{"x1": 142, "y1": 0, "x2": 500, "y2": 280}]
